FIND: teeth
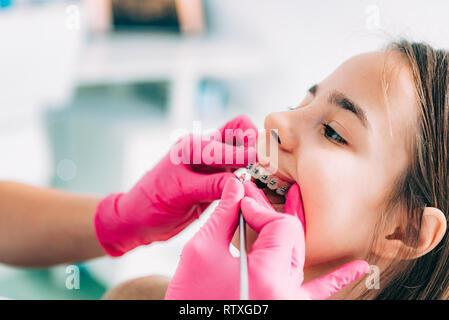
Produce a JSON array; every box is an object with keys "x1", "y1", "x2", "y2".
[
  {"x1": 267, "y1": 178, "x2": 278, "y2": 190},
  {"x1": 276, "y1": 185, "x2": 289, "y2": 196},
  {"x1": 251, "y1": 167, "x2": 262, "y2": 179},
  {"x1": 247, "y1": 163, "x2": 292, "y2": 196},
  {"x1": 248, "y1": 164, "x2": 266, "y2": 180},
  {"x1": 259, "y1": 174, "x2": 270, "y2": 184}
]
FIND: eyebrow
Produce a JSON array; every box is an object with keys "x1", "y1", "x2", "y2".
[{"x1": 308, "y1": 84, "x2": 370, "y2": 130}]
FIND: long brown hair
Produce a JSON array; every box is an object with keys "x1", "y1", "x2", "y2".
[{"x1": 358, "y1": 40, "x2": 448, "y2": 300}]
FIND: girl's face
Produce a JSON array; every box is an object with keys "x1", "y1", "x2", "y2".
[{"x1": 234, "y1": 51, "x2": 419, "y2": 274}]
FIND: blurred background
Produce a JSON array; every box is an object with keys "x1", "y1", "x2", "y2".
[{"x1": 0, "y1": 0, "x2": 448, "y2": 299}]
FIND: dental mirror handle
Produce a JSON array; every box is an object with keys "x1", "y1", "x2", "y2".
[
  {"x1": 238, "y1": 173, "x2": 249, "y2": 300},
  {"x1": 239, "y1": 212, "x2": 249, "y2": 300}
]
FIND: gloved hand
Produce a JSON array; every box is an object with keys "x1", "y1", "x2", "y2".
[
  {"x1": 165, "y1": 179, "x2": 369, "y2": 300},
  {"x1": 94, "y1": 115, "x2": 258, "y2": 256}
]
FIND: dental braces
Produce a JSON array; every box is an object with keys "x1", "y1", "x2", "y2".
[{"x1": 246, "y1": 163, "x2": 291, "y2": 196}]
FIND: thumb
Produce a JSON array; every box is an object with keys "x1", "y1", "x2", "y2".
[
  {"x1": 240, "y1": 196, "x2": 281, "y2": 233},
  {"x1": 187, "y1": 171, "x2": 237, "y2": 204},
  {"x1": 241, "y1": 196, "x2": 303, "y2": 252},
  {"x1": 241, "y1": 196, "x2": 302, "y2": 278},
  {"x1": 300, "y1": 260, "x2": 370, "y2": 300},
  {"x1": 243, "y1": 180, "x2": 272, "y2": 210}
]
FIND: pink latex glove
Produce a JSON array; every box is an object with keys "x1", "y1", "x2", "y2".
[
  {"x1": 165, "y1": 180, "x2": 369, "y2": 300},
  {"x1": 94, "y1": 115, "x2": 258, "y2": 256}
]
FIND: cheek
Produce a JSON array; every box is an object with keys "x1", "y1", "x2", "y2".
[{"x1": 298, "y1": 154, "x2": 378, "y2": 265}]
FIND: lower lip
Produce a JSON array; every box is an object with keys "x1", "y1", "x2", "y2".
[{"x1": 257, "y1": 162, "x2": 295, "y2": 185}]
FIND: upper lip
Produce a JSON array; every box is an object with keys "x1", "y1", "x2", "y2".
[
  {"x1": 271, "y1": 169, "x2": 295, "y2": 184},
  {"x1": 256, "y1": 161, "x2": 295, "y2": 184}
]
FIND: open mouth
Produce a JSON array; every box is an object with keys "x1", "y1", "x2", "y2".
[{"x1": 247, "y1": 163, "x2": 293, "y2": 212}]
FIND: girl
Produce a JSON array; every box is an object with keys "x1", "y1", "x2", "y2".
[{"x1": 106, "y1": 39, "x2": 448, "y2": 300}]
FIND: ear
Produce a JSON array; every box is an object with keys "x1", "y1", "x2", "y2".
[
  {"x1": 410, "y1": 207, "x2": 448, "y2": 259},
  {"x1": 371, "y1": 207, "x2": 447, "y2": 260}
]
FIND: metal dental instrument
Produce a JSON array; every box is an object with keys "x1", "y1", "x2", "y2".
[{"x1": 238, "y1": 172, "x2": 249, "y2": 300}]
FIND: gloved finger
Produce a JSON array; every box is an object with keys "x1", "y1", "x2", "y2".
[
  {"x1": 176, "y1": 182, "x2": 243, "y2": 276},
  {"x1": 185, "y1": 171, "x2": 237, "y2": 205},
  {"x1": 243, "y1": 180, "x2": 272, "y2": 210},
  {"x1": 300, "y1": 260, "x2": 370, "y2": 300},
  {"x1": 282, "y1": 183, "x2": 307, "y2": 271},
  {"x1": 204, "y1": 178, "x2": 245, "y2": 245},
  {"x1": 284, "y1": 183, "x2": 306, "y2": 231},
  {"x1": 190, "y1": 164, "x2": 235, "y2": 175},
  {"x1": 242, "y1": 197, "x2": 302, "y2": 277},
  {"x1": 219, "y1": 114, "x2": 258, "y2": 134},
  {"x1": 219, "y1": 115, "x2": 258, "y2": 147},
  {"x1": 240, "y1": 196, "x2": 282, "y2": 233},
  {"x1": 180, "y1": 135, "x2": 257, "y2": 168},
  {"x1": 241, "y1": 196, "x2": 303, "y2": 255},
  {"x1": 200, "y1": 139, "x2": 257, "y2": 168}
]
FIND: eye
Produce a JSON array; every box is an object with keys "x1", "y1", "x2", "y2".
[{"x1": 322, "y1": 123, "x2": 347, "y2": 145}]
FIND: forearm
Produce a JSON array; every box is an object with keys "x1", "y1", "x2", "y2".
[{"x1": 0, "y1": 181, "x2": 105, "y2": 267}]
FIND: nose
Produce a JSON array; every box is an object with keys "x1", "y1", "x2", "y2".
[{"x1": 264, "y1": 111, "x2": 297, "y2": 153}]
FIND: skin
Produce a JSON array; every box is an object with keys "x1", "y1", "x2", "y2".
[
  {"x1": 262, "y1": 51, "x2": 415, "y2": 261},
  {"x1": 0, "y1": 181, "x2": 104, "y2": 267}
]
